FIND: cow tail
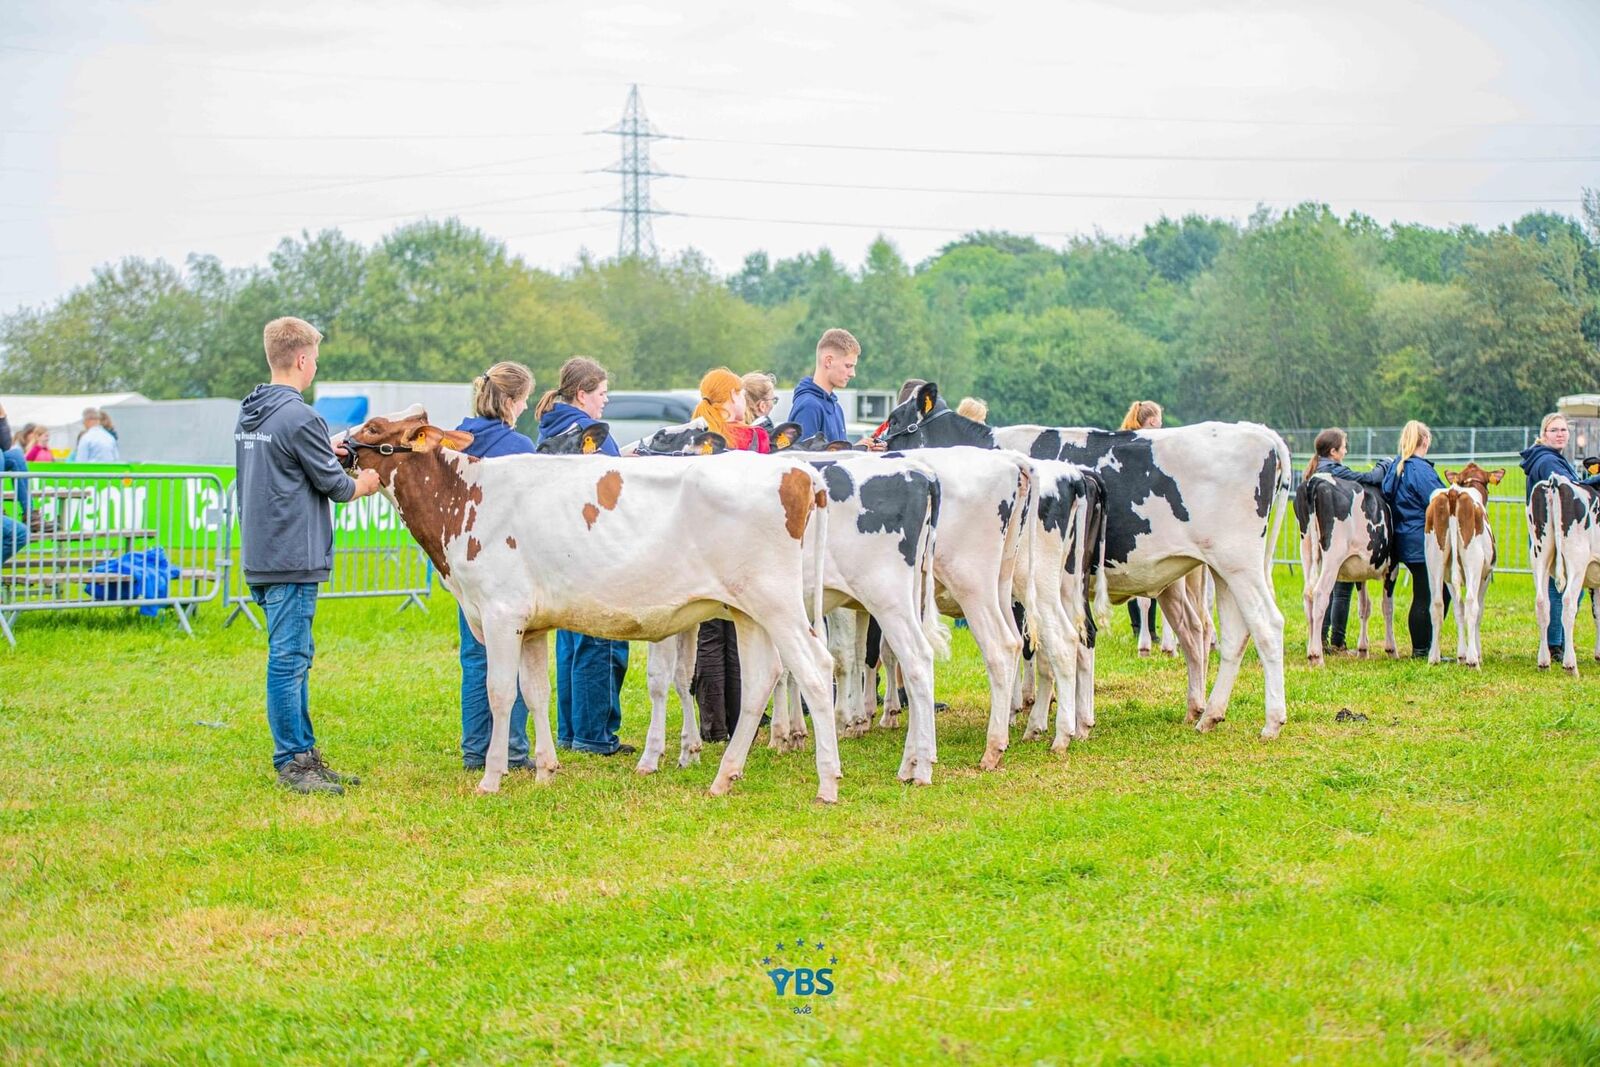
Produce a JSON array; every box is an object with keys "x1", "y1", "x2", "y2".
[
  {"x1": 921, "y1": 477, "x2": 951, "y2": 660},
  {"x1": 1264, "y1": 431, "x2": 1293, "y2": 584},
  {"x1": 1448, "y1": 510, "x2": 1467, "y2": 596},
  {"x1": 1542, "y1": 476, "x2": 1567, "y2": 590},
  {"x1": 809, "y1": 474, "x2": 829, "y2": 626},
  {"x1": 1086, "y1": 472, "x2": 1111, "y2": 631},
  {"x1": 1000, "y1": 458, "x2": 1034, "y2": 609}
]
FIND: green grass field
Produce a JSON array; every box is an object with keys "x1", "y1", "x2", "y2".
[{"x1": 2, "y1": 570, "x2": 1598, "y2": 1064}]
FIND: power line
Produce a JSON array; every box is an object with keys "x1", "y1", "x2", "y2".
[{"x1": 664, "y1": 133, "x2": 1600, "y2": 165}]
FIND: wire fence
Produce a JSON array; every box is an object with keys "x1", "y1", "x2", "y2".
[
  {"x1": 1, "y1": 469, "x2": 228, "y2": 646},
  {"x1": 1275, "y1": 426, "x2": 1538, "y2": 463},
  {"x1": 1273, "y1": 494, "x2": 1531, "y2": 575}
]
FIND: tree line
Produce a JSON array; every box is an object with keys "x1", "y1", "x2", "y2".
[{"x1": 4, "y1": 193, "x2": 1599, "y2": 429}]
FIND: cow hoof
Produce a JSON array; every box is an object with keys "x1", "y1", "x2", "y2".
[
  {"x1": 1184, "y1": 707, "x2": 1204, "y2": 725},
  {"x1": 1307, "y1": 654, "x2": 1323, "y2": 667},
  {"x1": 1357, "y1": 649, "x2": 1370, "y2": 659},
  {"x1": 535, "y1": 765, "x2": 557, "y2": 784},
  {"x1": 635, "y1": 760, "x2": 658, "y2": 775},
  {"x1": 1260, "y1": 721, "x2": 1284, "y2": 740},
  {"x1": 708, "y1": 775, "x2": 735, "y2": 796},
  {"x1": 815, "y1": 779, "x2": 838, "y2": 804},
  {"x1": 1565, "y1": 665, "x2": 1580, "y2": 678},
  {"x1": 1195, "y1": 715, "x2": 1223, "y2": 734},
  {"x1": 476, "y1": 774, "x2": 502, "y2": 794},
  {"x1": 1050, "y1": 739, "x2": 1070, "y2": 756},
  {"x1": 1020, "y1": 726, "x2": 1044, "y2": 742},
  {"x1": 979, "y1": 747, "x2": 1005, "y2": 771},
  {"x1": 1137, "y1": 649, "x2": 1151, "y2": 658},
  {"x1": 677, "y1": 750, "x2": 700, "y2": 769},
  {"x1": 880, "y1": 712, "x2": 901, "y2": 729},
  {"x1": 1161, "y1": 648, "x2": 1176, "y2": 658},
  {"x1": 1075, "y1": 725, "x2": 1092, "y2": 741}
]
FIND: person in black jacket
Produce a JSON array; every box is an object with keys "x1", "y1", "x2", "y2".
[
  {"x1": 1381, "y1": 420, "x2": 1449, "y2": 658},
  {"x1": 236, "y1": 317, "x2": 381, "y2": 794},
  {"x1": 1304, "y1": 428, "x2": 1390, "y2": 653}
]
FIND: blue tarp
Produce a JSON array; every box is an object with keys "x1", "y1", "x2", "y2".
[
  {"x1": 85, "y1": 547, "x2": 181, "y2": 616},
  {"x1": 313, "y1": 395, "x2": 369, "y2": 431}
]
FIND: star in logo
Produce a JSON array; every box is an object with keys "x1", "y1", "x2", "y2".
[
  {"x1": 815, "y1": 942, "x2": 825, "y2": 950},
  {"x1": 829, "y1": 955, "x2": 838, "y2": 965},
  {"x1": 775, "y1": 941, "x2": 785, "y2": 952},
  {"x1": 762, "y1": 956, "x2": 772, "y2": 966}
]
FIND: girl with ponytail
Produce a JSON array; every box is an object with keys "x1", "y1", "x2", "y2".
[
  {"x1": 1305, "y1": 427, "x2": 1388, "y2": 652},
  {"x1": 693, "y1": 367, "x2": 771, "y2": 453},
  {"x1": 1381, "y1": 420, "x2": 1448, "y2": 658}
]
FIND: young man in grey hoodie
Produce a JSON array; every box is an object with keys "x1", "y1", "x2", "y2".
[{"x1": 236, "y1": 317, "x2": 380, "y2": 795}]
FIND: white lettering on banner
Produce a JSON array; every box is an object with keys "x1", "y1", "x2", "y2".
[
  {"x1": 64, "y1": 485, "x2": 147, "y2": 532},
  {"x1": 187, "y1": 481, "x2": 224, "y2": 532},
  {"x1": 335, "y1": 492, "x2": 400, "y2": 534}
]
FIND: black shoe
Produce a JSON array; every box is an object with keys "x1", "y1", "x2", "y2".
[
  {"x1": 278, "y1": 752, "x2": 343, "y2": 795},
  {"x1": 934, "y1": 701, "x2": 949, "y2": 713},
  {"x1": 308, "y1": 747, "x2": 360, "y2": 786},
  {"x1": 599, "y1": 743, "x2": 638, "y2": 756},
  {"x1": 1550, "y1": 645, "x2": 1567, "y2": 661}
]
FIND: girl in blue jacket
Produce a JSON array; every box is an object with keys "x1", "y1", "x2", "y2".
[
  {"x1": 1382, "y1": 420, "x2": 1449, "y2": 658},
  {"x1": 534, "y1": 357, "x2": 632, "y2": 757},
  {"x1": 1305, "y1": 427, "x2": 1389, "y2": 653},
  {"x1": 1519, "y1": 412, "x2": 1600, "y2": 659},
  {"x1": 453, "y1": 361, "x2": 539, "y2": 772}
]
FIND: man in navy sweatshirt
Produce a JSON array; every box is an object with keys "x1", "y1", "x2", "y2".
[
  {"x1": 235, "y1": 317, "x2": 380, "y2": 795},
  {"x1": 787, "y1": 327, "x2": 885, "y2": 450}
]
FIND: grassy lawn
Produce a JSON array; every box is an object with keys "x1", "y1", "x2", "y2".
[{"x1": 2, "y1": 569, "x2": 1597, "y2": 1064}]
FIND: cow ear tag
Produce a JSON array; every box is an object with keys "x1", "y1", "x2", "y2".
[
  {"x1": 921, "y1": 392, "x2": 934, "y2": 415},
  {"x1": 582, "y1": 434, "x2": 599, "y2": 454}
]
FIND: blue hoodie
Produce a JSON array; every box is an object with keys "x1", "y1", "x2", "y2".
[
  {"x1": 787, "y1": 376, "x2": 847, "y2": 443},
  {"x1": 1381, "y1": 454, "x2": 1444, "y2": 564},
  {"x1": 1519, "y1": 443, "x2": 1578, "y2": 501},
  {"x1": 537, "y1": 403, "x2": 620, "y2": 457},
  {"x1": 454, "y1": 415, "x2": 536, "y2": 459}
]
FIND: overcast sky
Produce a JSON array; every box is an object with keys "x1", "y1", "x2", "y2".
[{"x1": 3, "y1": 0, "x2": 1598, "y2": 310}]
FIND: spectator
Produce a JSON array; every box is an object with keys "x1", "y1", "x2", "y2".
[
  {"x1": 236, "y1": 316, "x2": 381, "y2": 795},
  {"x1": 788, "y1": 328, "x2": 884, "y2": 450},
  {"x1": 21, "y1": 424, "x2": 54, "y2": 464},
  {"x1": 0, "y1": 403, "x2": 52, "y2": 534},
  {"x1": 1381, "y1": 420, "x2": 1449, "y2": 659},
  {"x1": 98, "y1": 409, "x2": 119, "y2": 440},
  {"x1": 1304, "y1": 427, "x2": 1389, "y2": 654},
  {"x1": 688, "y1": 368, "x2": 770, "y2": 742},
  {"x1": 1519, "y1": 412, "x2": 1600, "y2": 662},
  {"x1": 742, "y1": 371, "x2": 778, "y2": 433},
  {"x1": 0, "y1": 511, "x2": 24, "y2": 567},
  {"x1": 956, "y1": 397, "x2": 989, "y2": 423},
  {"x1": 535, "y1": 357, "x2": 634, "y2": 757},
  {"x1": 1120, "y1": 401, "x2": 1164, "y2": 642},
  {"x1": 455, "y1": 362, "x2": 539, "y2": 773},
  {"x1": 71, "y1": 408, "x2": 120, "y2": 463}
]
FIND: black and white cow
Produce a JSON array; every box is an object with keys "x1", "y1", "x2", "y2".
[
  {"x1": 883, "y1": 383, "x2": 1292, "y2": 739},
  {"x1": 1293, "y1": 472, "x2": 1398, "y2": 663},
  {"x1": 1529, "y1": 474, "x2": 1600, "y2": 675}
]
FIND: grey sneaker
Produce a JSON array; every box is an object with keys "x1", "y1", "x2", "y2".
[
  {"x1": 308, "y1": 748, "x2": 361, "y2": 787},
  {"x1": 278, "y1": 752, "x2": 343, "y2": 795}
]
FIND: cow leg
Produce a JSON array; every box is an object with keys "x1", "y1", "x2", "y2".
[
  {"x1": 1023, "y1": 659, "x2": 1052, "y2": 740},
  {"x1": 1158, "y1": 581, "x2": 1208, "y2": 726},
  {"x1": 517, "y1": 629, "x2": 557, "y2": 785},
  {"x1": 768, "y1": 672, "x2": 790, "y2": 751},
  {"x1": 878, "y1": 643, "x2": 902, "y2": 729},
  {"x1": 1201, "y1": 568, "x2": 1287, "y2": 739},
  {"x1": 1196, "y1": 582, "x2": 1246, "y2": 734},
  {"x1": 1427, "y1": 552, "x2": 1447, "y2": 665},
  {"x1": 875, "y1": 614, "x2": 937, "y2": 785},
  {"x1": 849, "y1": 609, "x2": 873, "y2": 737},
  {"x1": 720, "y1": 612, "x2": 839, "y2": 802},
  {"x1": 1561, "y1": 571, "x2": 1585, "y2": 677},
  {"x1": 638, "y1": 636, "x2": 676, "y2": 775},
  {"x1": 477, "y1": 621, "x2": 525, "y2": 794},
  {"x1": 1460, "y1": 564, "x2": 1485, "y2": 669},
  {"x1": 966, "y1": 597, "x2": 1024, "y2": 770},
  {"x1": 674, "y1": 629, "x2": 701, "y2": 768},
  {"x1": 1134, "y1": 596, "x2": 1154, "y2": 657},
  {"x1": 1074, "y1": 641, "x2": 1095, "y2": 739},
  {"x1": 1592, "y1": 587, "x2": 1599, "y2": 663},
  {"x1": 1533, "y1": 568, "x2": 1554, "y2": 670},
  {"x1": 710, "y1": 615, "x2": 783, "y2": 797}
]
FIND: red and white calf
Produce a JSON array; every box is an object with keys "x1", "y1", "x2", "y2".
[
  {"x1": 1423, "y1": 462, "x2": 1504, "y2": 668},
  {"x1": 1529, "y1": 474, "x2": 1600, "y2": 675},
  {"x1": 345, "y1": 410, "x2": 843, "y2": 801}
]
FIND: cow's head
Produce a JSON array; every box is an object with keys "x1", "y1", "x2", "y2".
[
  {"x1": 881, "y1": 382, "x2": 995, "y2": 451},
  {"x1": 344, "y1": 407, "x2": 474, "y2": 474},
  {"x1": 1445, "y1": 463, "x2": 1504, "y2": 501},
  {"x1": 638, "y1": 425, "x2": 727, "y2": 456},
  {"x1": 536, "y1": 422, "x2": 611, "y2": 455},
  {"x1": 768, "y1": 421, "x2": 804, "y2": 452}
]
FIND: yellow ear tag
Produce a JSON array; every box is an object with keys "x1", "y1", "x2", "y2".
[
  {"x1": 699, "y1": 439, "x2": 715, "y2": 455},
  {"x1": 921, "y1": 393, "x2": 934, "y2": 415},
  {"x1": 582, "y1": 435, "x2": 598, "y2": 454}
]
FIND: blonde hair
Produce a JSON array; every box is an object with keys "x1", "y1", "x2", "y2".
[
  {"x1": 1396, "y1": 420, "x2": 1431, "y2": 474},
  {"x1": 742, "y1": 371, "x2": 776, "y2": 419},
  {"x1": 534, "y1": 356, "x2": 609, "y2": 419},
  {"x1": 263, "y1": 316, "x2": 323, "y2": 371},
  {"x1": 472, "y1": 361, "x2": 534, "y2": 425},
  {"x1": 1540, "y1": 412, "x2": 1569, "y2": 443},
  {"x1": 693, "y1": 367, "x2": 744, "y2": 440},
  {"x1": 955, "y1": 397, "x2": 988, "y2": 423},
  {"x1": 816, "y1": 328, "x2": 861, "y2": 359},
  {"x1": 1120, "y1": 400, "x2": 1162, "y2": 431}
]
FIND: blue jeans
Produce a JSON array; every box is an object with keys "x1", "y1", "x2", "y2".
[
  {"x1": 458, "y1": 609, "x2": 530, "y2": 768},
  {"x1": 250, "y1": 582, "x2": 319, "y2": 769},
  {"x1": 0, "y1": 514, "x2": 26, "y2": 565},
  {"x1": 1548, "y1": 579, "x2": 1586, "y2": 649},
  {"x1": 555, "y1": 630, "x2": 628, "y2": 753},
  {"x1": 1, "y1": 448, "x2": 27, "y2": 517}
]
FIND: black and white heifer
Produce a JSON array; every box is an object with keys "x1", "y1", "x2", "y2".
[
  {"x1": 883, "y1": 383, "x2": 1292, "y2": 739},
  {"x1": 1293, "y1": 472, "x2": 1398, "y2": 663},
  {"x1": 1529, "y1": 474, "x2": 1600, "y2": 675}
]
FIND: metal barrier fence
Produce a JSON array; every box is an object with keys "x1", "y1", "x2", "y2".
[
  {"x1": 1276, "y1": 426, "x2": 1537, "y2": 463},
  {"x1": 1, "y1": 469, "x2": 228, "y2": 646},
  {"x1": 1273, "y1": 494, "x2": 1532, "y2": 575},
  {"x1": 220, "y1": 486, "x2": 432, "y2": 629}
]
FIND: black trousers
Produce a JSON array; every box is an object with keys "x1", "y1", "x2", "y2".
[
  {"x1": 1321, "y1": 581, "x2": 1354, "y2": 649},
  {"x1": 692, "y1": 619, "x2": 741, "y2": 741},
  {"x1": 1404, "y1": 560, "x2": 1450, "y2": 654}
]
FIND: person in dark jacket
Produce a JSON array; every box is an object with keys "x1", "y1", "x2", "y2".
[
  {"x1": 1519, "y1": 412, "x2": 1600, "y2": 659},
  {"x1": 1305, "y1": 427, "x2": 1391, "y2": 653},
  {"x1": 534, "y1": 356, "x2": 633, "y2": 756},
  {"x1": 236, "y1": 317, "x2": 380, "y2": 794},
  {"x1": 1120, "y1": 401, "x2": 1165, "y2": 644},
  {"x1": 454, "y1": 362, "x2": 538, "y2": 772},
  {"x1": 787, "y1": 328, "x2": 884, "y2": 450},
  {"x1": 1381, "y1": 420, "x2": 1449, "y2": 658}
]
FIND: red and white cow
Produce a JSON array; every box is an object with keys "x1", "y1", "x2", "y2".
[
  {"x1": 1295, "y1": 472, "x2": 1399, "y2": 663},
  {"x1": 1529, "y1": 474, "x2": 1600, "y2": 675},
  {"x1": 344, "y1": 410, "x2": 843, "y2": 801},
  {"x1": 1423, "y1": 462, "x2": 1503, "y2": 668},
  {"x1": 882, "y1": 386, "x2": 1291, "y2": 739}
]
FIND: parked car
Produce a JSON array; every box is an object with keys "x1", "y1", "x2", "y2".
[{"x1": 590, "y1": 390, "x2": 700, "y2": 448}]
